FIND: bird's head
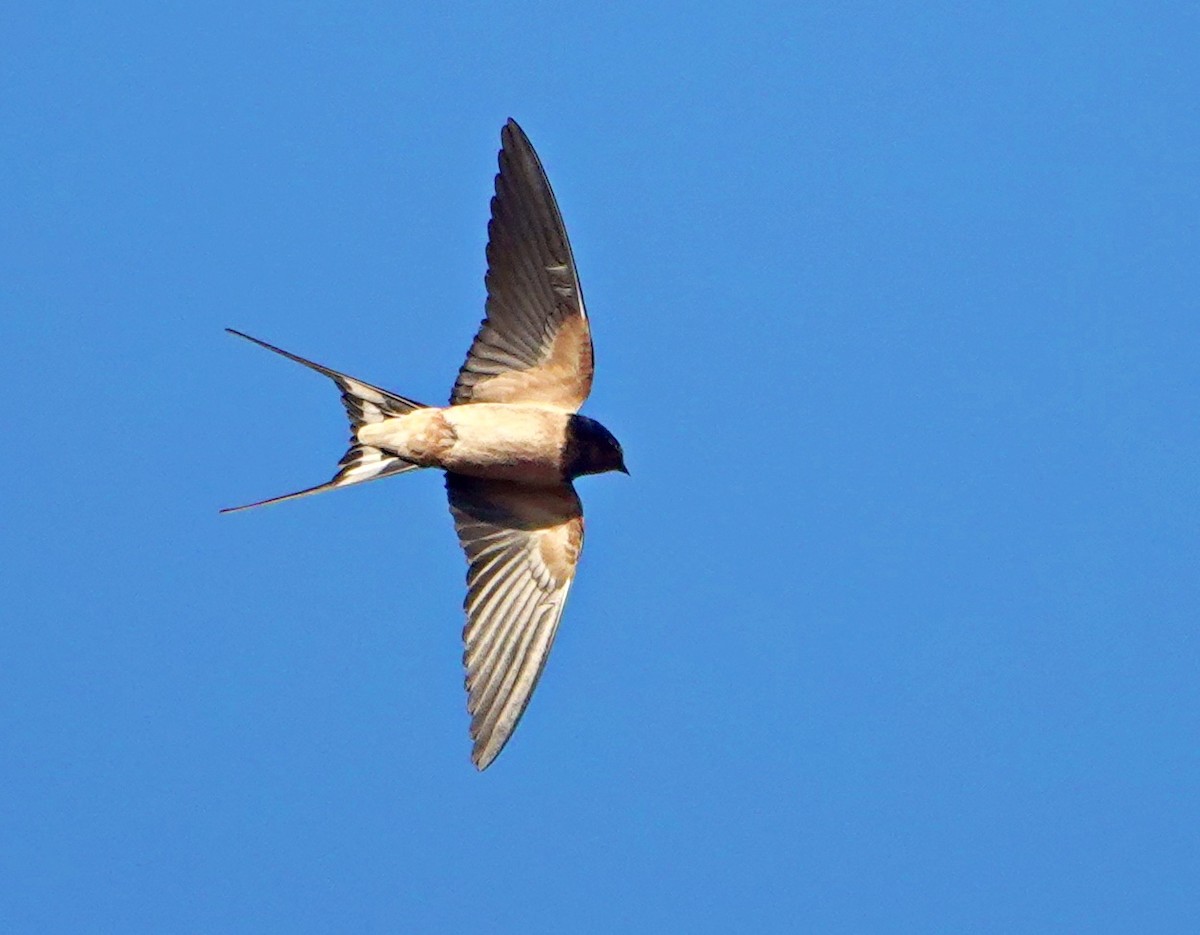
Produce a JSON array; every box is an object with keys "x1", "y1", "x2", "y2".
[{"x1": 565, "y1": 415, "x2": 628, "y2": 479}]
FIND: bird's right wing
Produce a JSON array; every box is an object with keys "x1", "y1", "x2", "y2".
[{"x1": 445, "y1": 474, "x2": 584, "y2": 769}]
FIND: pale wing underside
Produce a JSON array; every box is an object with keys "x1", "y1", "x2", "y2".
[
  {"x1": 222, "y1": 330, "x2": 425, "y2": 512},
  {"x1": 451, "y1": 119, "x2": 594, "y2": 411},
  {"x1": 446, "y1": 475, "x2": 584, "y2": 769}
]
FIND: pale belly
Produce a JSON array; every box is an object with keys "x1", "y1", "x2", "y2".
[{"x1": 355, "y1": 404, "x2": 570, "y2": 484}]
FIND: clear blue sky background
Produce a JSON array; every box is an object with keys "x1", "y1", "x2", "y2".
[{"x1": 2, "y1": 2, "x2": 1196, "y2": 932}]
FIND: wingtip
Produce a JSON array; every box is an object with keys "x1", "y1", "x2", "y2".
[
  {"x1": 472, "y1": 747, "x2": 498, "y2": 771},
  {"x1": 501, "y1": 118, "x2": 529, "y2": 149},
  {"x1": 470, "y1": 728, "x2": 504, "y2": 771}
]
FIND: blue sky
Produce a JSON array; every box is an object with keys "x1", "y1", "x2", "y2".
[{"x1": 2, "y1": 2, "x2": 1197, "y2": 931}]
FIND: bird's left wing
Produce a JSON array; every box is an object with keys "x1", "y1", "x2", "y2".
[
  {"x1": 451, "y1": 119, "x2": 593, "y2": 411},
  {"x1": 445, "y1": 474, "x2": 584, "y2": 769}
]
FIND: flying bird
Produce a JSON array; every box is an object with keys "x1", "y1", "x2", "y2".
[{"x1": 224, "y1": 119, "x2": 627, "y2": 770}]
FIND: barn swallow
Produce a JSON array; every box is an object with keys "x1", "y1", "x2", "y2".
[{"x1": 223, "y1": 119, "x2": 626, "y2": 770}]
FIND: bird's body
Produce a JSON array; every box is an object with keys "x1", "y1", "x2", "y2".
[
  {"x1": 360, "y1": 404, "x2": 566, "y2": 482},
  {"x1": 357, "y1": 405, "x2": 625, "y2": 483},
  {"x1": 224, "y1": 119, "x2": 625, "y2": 770}
]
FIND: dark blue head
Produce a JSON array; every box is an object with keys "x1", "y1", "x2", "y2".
[{"x1": 565, "y1": 415, "x2": 628, "y2": 479}]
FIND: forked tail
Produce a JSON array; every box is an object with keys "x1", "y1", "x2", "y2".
[{"x1": 222, "y1": 329, "x2": 428, "y2": 512}]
